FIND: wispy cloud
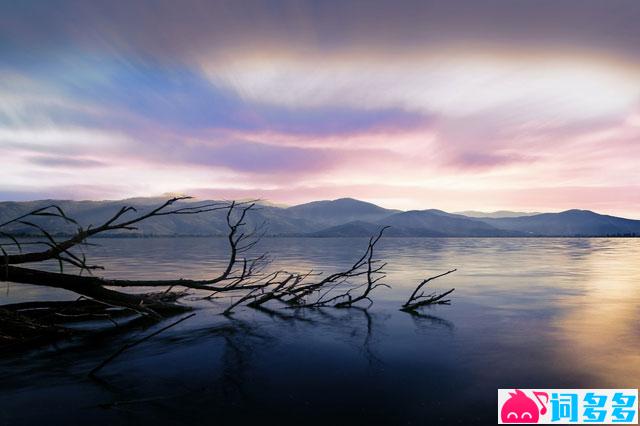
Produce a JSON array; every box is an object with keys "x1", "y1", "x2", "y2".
[
  {"x1": 1, "y1": 0, "x2": 639, "y2": 216},
  {"x1": 27, "y1": 155, "x2": 107, "y2": 169}
]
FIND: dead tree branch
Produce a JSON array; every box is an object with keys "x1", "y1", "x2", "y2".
[
  {"x1": 401, "y1": 269, "x2": 456, "y2": 312},
  {"x1": 0, "y1": 199, "x2": 272, "y2": 319},
  {"x1": 1, "y1": 197, "x2": 229, "y2": 269},
  {"x1": 0, "y1": 196, "x2": 457, "y2": 348},
  {"x1": 280, "y1": 227, "x2": 390, "y2": 309}
]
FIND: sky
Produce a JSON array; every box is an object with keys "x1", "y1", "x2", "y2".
[{"x1": 1, "y1": 1, "x2": 639, "y2": 217}]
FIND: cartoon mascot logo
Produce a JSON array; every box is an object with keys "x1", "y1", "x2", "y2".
[{"x1": 501, "y1": 389, "x2": 548, "y2": 423}]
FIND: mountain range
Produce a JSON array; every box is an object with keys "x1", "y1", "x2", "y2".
[{"x1": 1, "y1": 197, "x2": 639, "y2": 238}]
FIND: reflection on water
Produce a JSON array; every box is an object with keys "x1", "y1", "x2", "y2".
[
  {"x1": 1, "y1": 237, "x2": 639, "y2": 425},
  {"x1": 552, "y1": 241, "x2": 640, "y2": 387}
]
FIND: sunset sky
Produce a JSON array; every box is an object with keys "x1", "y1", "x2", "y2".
[{"x1": 1, "y1": 1, "x2": 639, "y2": 217}]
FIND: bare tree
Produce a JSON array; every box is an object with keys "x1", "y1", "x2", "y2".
[
  {"x1": 0, "y1": 198, "x2": 270, "y2": 318},
  {"x1": 0, "y1": 197, "x2": 456, "y2": 347}
]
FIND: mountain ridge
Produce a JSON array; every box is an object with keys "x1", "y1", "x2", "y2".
[
  {"x1": 0, "y1": 197, "x2": 638, "y2": 237},
  {"x1": 454, "y1": 210, "x2": 541, "y2": 218}
]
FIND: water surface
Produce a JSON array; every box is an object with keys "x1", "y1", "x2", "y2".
[{"x1": 2, "y1": 237, "x2": 639, "y2": 425}]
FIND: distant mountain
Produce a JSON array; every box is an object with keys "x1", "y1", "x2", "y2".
[
  {"x1": 283, "y1": 198, "x2": 399, "y2": 227},
  {"x1": 0, "y1": 198, "x2": 638, "y2": 237},
  {"x1": 0, "y1": 199, "x2": 318, "y2": 237},
  {"x1": 376, "y1": 209, "x2": 522, "y2": 237},
  {"x1": 455, "y1": 210, "x2": 540, "y2": 218},
  {"x1": 306, "y1": 221, "x2": 393, "y2": 238},
  {"x1": 307, "y1": 220, "x2": 450, "y2": 237},
  {"x1": 478, "y1": 209, "x2": 640, "y2": 236}
]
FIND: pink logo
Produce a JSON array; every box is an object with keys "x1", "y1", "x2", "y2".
[{"x1": 501, "y1": 389, "x2": 549, "y2": 423}]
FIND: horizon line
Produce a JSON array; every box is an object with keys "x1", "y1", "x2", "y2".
[{"x1": 1, "y1": 194, "x2": 638, "y2": 221}]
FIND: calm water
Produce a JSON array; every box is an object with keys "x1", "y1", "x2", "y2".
[{"x1": 2, "y1": 237, "x2": 639, "y2": 425}]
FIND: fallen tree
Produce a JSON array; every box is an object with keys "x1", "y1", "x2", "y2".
[{"x1": 0, "y1": 197, "x2": 455, "y2": 346}]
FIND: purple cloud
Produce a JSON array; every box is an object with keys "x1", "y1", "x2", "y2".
[
  {"x1": 28, "y1": 155, "x2": 107, "y2": 168},
  {"x1": 448, "y1": 152, "x2": 535, "y2": 171}
]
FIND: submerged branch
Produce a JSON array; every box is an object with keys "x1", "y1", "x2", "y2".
[{"x1": 401, "y1": 269, "x2": 456, "y2": 312}]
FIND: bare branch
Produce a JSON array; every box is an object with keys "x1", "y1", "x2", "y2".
[
  {"x1": 1, "y1": 195, "x2": 457, "y2": 340},
  {"x1": 2, "y1": 197, "x2": 232, "y2": 266},
  {"x1": 289, "y1": 227, "x2": 390, "y2": 309},
  {"x1": 401, "y1": 269, "x2": 456, "y2": 311}
]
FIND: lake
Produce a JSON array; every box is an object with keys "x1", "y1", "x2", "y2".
[{"x1": 2, "y1": 237, "x2": 639, "y2": 425}]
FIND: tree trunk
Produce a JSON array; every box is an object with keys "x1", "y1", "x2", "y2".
[{"x1": 1, "y1": 265, "x2": 189, "y2": 316}]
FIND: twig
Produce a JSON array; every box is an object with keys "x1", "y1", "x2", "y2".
[{"x1": 401, "y1": 269, "x2": 456, "y2": 311}]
